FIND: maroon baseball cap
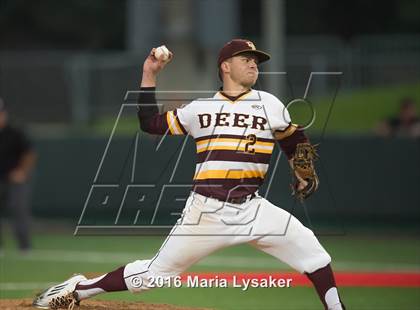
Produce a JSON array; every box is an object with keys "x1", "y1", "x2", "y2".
[{"x1": 217, "y1": 39, "x2": 271, "y2": 67}]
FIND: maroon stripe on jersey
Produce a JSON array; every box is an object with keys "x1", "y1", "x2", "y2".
[
  {"x1": 192, "y1": 178, "x2": 263, "y2": 201},
  {"x1": 196, "y1": 149, "x2": 272, "y2": 164},
  {"x1": 195, "y1": 134, "x2": 274, "y2": 143},
  {"x1": 173, "y1": 109, "x2": 188, "y2": 135}
]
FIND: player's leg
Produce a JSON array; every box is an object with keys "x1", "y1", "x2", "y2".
[
  {"x1": 73, "y1": 232, "x2": 229, "y2": 301},
  {"x1": 123, "y1": 192, "x2": 238, "y2": 293},
  {"x1": 72, "y1": 222, "x2": 198, "y2": 300},
  {"x1": 76, "y1": 192, "x2": 233, "y2": 297},
  {"x1": 249, "y1": 197, "x2": 345, "y2": 310},
  {"x1": 33, "y1": 193, "x2": 232, "y2": 308}
]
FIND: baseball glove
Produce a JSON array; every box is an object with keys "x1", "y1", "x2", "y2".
[{"x1": 291, "y1": 142, "x2": 319, "y2": 201}]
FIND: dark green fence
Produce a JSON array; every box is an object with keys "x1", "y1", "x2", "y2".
[{"x1": 31, "y1": 135, "x2": 420, "y2": 227}]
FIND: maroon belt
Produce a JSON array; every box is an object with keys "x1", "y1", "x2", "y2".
[{"x1": 218, "y1": 193, "x2": 256, "y2": 204}]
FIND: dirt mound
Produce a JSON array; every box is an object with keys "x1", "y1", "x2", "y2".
[{"x1": 0, "y1": 299, "x2": 210, "y2": 310}]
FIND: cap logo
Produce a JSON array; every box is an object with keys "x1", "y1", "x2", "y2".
[{"x1": 246, "y1": 41, "x2": 256, "y2": 50}]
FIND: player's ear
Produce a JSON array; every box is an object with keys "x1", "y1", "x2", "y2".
[{"x1": 220, "y1": 61, "x2": 230, "y2": 75}]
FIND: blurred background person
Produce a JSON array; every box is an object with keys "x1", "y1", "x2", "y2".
[
  {"x1": 376, "y1": 98, "x2": 420, "y2": 138},
  {"x1": 0, "y1": 97, "x2": 36, "y2": 254}
]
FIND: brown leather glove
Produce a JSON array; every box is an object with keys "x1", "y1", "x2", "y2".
[{"x1": 291, "y1": 143, "x2": 319, "y2": 201}]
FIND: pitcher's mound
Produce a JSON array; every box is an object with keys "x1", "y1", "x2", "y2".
[{"x1": 0, "y1": 299, "x2": 210, "y2": 310}]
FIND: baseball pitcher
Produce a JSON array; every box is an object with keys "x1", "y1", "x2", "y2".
[{"x1": 33, "y1": 39, "x2": 345, "y2": 310}]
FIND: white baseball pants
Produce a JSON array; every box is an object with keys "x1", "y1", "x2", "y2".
[{"x1": 124, "y1": 191, "x2": 331, "y2": 292}]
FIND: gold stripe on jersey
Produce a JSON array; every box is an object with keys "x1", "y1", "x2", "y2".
[
  {"x1": 274, "y1": 123, "x2": 298, "y2": 140},
  {"x1": 166, "y1": 111, "x2": 184, "y2": 135},
  {"x1": 194, "y1": 169, "x2": 266, "y2": 180},
  {"x1": 196, "y1": 138, "x2": 274, "y2": 154}
]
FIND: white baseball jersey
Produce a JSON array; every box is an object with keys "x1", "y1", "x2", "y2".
[{"x1": 162, "y1": 89, "x2": 295, "y2": 200}]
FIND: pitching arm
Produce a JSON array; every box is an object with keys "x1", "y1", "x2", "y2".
[
  {"x1": 136, "y1": 47, "x2": 187, "y2": 135},
  {"x1": 137, "y1": 88, "x2": 187, "y2": 135}
]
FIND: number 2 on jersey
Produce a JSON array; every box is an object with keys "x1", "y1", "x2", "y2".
[{"x1": 244, "y1": 134, "x2": 257, "y2": 154}]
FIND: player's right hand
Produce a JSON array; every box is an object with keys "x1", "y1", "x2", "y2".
[{"x1": 143, "y1": 47, "x2": 173, "y2": 76}]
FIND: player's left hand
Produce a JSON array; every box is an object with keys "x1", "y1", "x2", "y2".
[
  {"x1": 291, "y1": 143, "x2": 320, "y2": 201},
  {"x1": 291, "y1": 174, "x2": 319, "y2": 201},
  {"x1": 296, "y1": 178, "x2": 308, "y2": 191}
]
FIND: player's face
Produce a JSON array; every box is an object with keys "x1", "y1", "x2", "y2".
[{"x1": 228, "y1": 53, "x2": 259, "y2": 88}]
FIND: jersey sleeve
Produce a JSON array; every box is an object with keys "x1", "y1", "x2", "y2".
[
  {"x1": 166, "y1": 108, "x2": 189, "y2": 135},
  {"x1": 262, "y1": 93, "x2": 310, "y2": 158},
  {"x1": 263, "y1": 92, "x2": 297, "y2": 140},
  {"x1": 137, "y1": 87, "x2": 188, "y2": 135},
  {"x1": 174, "y1": 102, "x2": 195, "y2": 135}
]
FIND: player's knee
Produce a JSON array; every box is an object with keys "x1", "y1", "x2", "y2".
[
  {"x1": 301, "y1": 251, "x2": 332, "y2": 274},
  {"x1": 124, "y1": 259, "x2": 183, "y2": 293},
  {"x1": 124, "y1": 274, "x2": 149, "y2": 293},
  {"x1": 287, "y1": 226, "x2": 332, "y2": 274},
  {"x1": 124, "y1": 259, "x2": 152, "y2": 293}
]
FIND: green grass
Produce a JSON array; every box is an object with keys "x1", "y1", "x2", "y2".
[
  {"x1": 1, "y1": 231, "x2": 419, "y2": 309},
  {"x1": 91, "y1": 83, "x2": 420, "y2": 136},
  {"x1": 288, "y1": 82, "x2": 420, "y2": 134}
]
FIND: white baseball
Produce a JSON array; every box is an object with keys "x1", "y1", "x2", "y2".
[{"x1": 154, "y1": 45, "x2": 170, "y2": 61}]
